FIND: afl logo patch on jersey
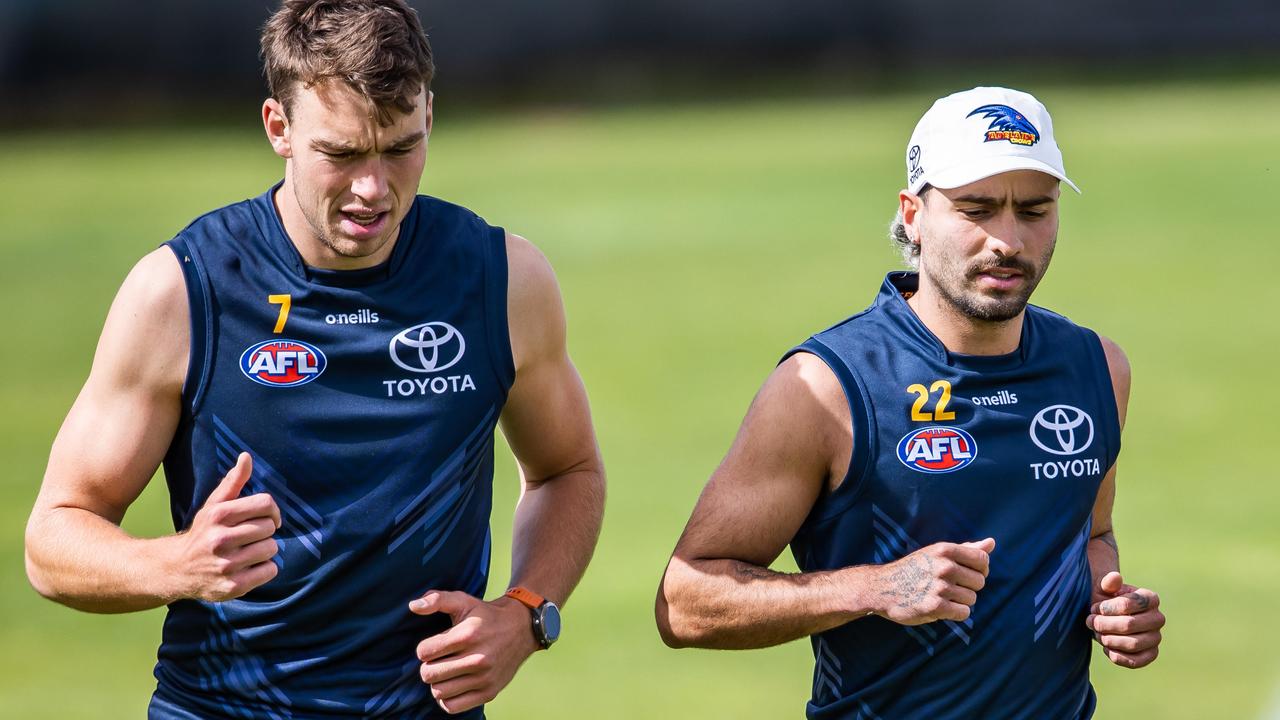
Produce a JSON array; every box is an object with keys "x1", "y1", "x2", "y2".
[
  {"x1": 896, "y1": 426, "x2": 978, "y2": 474},
  {"x1": 239, "y1": 339, "x2": 327, "y2": 387},
  {"x1": 389, "y1": 321, "x2": 466, "y2": 374}
]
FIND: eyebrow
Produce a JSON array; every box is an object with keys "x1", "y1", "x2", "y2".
[
  {"x1": 952, "y1": 194, "x2": 1056, "y2": 209},
  {"x1": 311, "y1": 131, "x2": 426, "y2": 155}
]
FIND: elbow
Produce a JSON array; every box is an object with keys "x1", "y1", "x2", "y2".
[
  {"x1": 24, "y1": 527, "x2": 60, "y2": 602},
  {"x1": 654, "y1": 565, "x2": 702, "y2": 649}
]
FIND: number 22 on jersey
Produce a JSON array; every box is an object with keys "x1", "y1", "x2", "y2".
[{"x1": 907, "y1": 380, "x2": 956, "y2": 421}]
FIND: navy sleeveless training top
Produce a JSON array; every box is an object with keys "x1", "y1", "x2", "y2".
[
  {"x1": 784, "y1": 272, "x2": 1120, "y2": 720},
  {"x1": 152, "y1": 183, "x2": 513, "y2": 718}
]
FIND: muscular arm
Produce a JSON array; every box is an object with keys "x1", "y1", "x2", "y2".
[
  {"x1": 1086, "y1": 335, "x2": 1164, "y2": 668},
  {"x1": 411, "y1": 233, "x2": 605, "y2": 713},
  {"x1": 25, "y1": 249, "x2": 191, "y2": 611},
  {"x1": 498, "y1": 232, "x2": 606, "y2": 606},
  {"x1": 1087, "y1": 336, "x2": 1131, "y2": 587},
  {"x1": 25, "y1": 249, "x2": 280, "y2": 613},
  {"x1": 656, "y1": 354, "x2": 992, "y2": 649}
]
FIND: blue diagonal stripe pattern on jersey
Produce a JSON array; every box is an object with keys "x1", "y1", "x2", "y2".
[
  {"x1": 1033, "y1": 519, "x2": 1092, "y2": 645},
  {"x1": 871, "y1": 504, "x2": 974, "y2": 651},
  {"x1": 814, "y1": 636, "x2": 844, "y2": 703},
  {"x1": 194, "y1": 602, "x2": 292, "y2": 718},
  {"x1": 364, "y1": 658, "x2": 431, "y2": 717},
  {"x1": 211, "y1": 414, "x2": 325, "y2": 558},
  {"x1": 388, "y1": 406, "x2": 496, "y2": 560}
]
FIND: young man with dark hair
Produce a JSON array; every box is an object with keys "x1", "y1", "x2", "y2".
[
  {"x1": 25, "y1": 1, "x2": 605, "y2": 717},
  {"x1": 657, "y1": 87, "x2": 1165, "y2": 718}
]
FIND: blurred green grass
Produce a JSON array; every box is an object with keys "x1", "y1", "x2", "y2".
[{"x1": 1, "y1": 77, "x2": 1277, "y2": 718}]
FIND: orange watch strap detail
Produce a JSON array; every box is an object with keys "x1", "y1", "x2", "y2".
[{"x1": 504, "y1": 586, "x2": 545, "y2": 610}]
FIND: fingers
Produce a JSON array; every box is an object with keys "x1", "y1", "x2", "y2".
[
  {"x1": 1087, "y1": 609, "x2": 1166, "y2": 636},
  {"x1": 207, "y1": 453, "x2": 254, "y2": 504},
  {"x1": 963, "y1": 537, "x2": 996, "y2": 554},
  {"x1": 1097, "y1": 629, "x2": 1162, "y2": 654},
  {"x1": 936, "y1": 599, "x2": 972, "y2": 623},
  {"x1": 941, "y1": 584, "x2": 978, "y2": 608},
  {"x1": 216, "y1": 493, "x2": 283, "y2": 529},
  {"x1": 227, "y1": 537, "x2": 280, "y2": 568},
  {"x1": 1094, "y1": 588, "x2": 1159, "y2": 616},
  {"x1": 420, "y1": 652, "x2": 487, "y2": 686},
  {"x1": 410, "y1": 590, "x2": 481, "y2": 621},
  {"x1": 436, "y1": 689, "x2": 489, "y2": 715},
  {"x1": 940, "y1": 541, "x2": 992, "y2": 575},
  {"x1": 417, "y1": 619, "x2": 478, "y2": 663},
  {"x1": 1104, "y1": 646, "x2": 1159, "y2": 669},
  {"x1": 1098, "y1": 571, "x2": 1124, "y2": 596},
  {"x1": 232, "y1": 560, "x2": 280, "y2": 596},
  {"x1": 217, "y1": 517, "x2": 278, "y2": 549}
]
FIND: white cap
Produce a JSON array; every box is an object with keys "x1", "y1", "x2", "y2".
[{"x1": 905, "y1": 86, "x2": 1079, "y2": 195}]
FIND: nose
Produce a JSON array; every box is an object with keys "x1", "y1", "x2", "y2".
[
  {"x1": 350, "y1": 159, "x2": 389, "y2": 205},
  {"x1": 983, "y1": 210, "x2": 1025, "y2": 258}
]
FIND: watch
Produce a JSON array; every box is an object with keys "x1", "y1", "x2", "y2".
[{"x1": 504, "y1": 586, "x2": 561, "y2": 649}]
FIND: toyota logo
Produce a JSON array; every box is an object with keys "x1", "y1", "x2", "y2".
[
  {"x1": 1029, "y1": 404, "x2": 1094, "y2": 456},
  {"x1": 389, "y1": 321, "x2": 466, "y2": 373}
]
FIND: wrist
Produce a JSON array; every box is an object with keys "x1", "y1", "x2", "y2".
[
  {"x1": 493, "y1": 596, "x2": 542, "y2": 655},
  {"x1": 833, "y1": 565, "x2": 884, "y2": 621}
]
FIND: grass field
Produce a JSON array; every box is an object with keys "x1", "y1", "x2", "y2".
[{"x1": 2, "y1": 77, "x2": 1278, "y2": 718}]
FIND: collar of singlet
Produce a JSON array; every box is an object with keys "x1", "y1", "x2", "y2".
[
  {"x1": 880, "y1": 272, "x2": 1030, "y2": 371},
  {"x1": 251, "y1": 180, "x2": 419, "y2": 287}
]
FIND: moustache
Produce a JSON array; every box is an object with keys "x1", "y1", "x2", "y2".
[{"x1": 968, "y1": 257, "x2": 1034, "y2": 278}]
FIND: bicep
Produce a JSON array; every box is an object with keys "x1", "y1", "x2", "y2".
[
  {"x1": 36, "y1": 249, "x2": 188, "y2": 523},
  {"x1": 673, "y1": 354, "x2": 845, "y2": 568},
  {"x1": 498, "y1": 233, "x2": 600, "y2": 484},
  {"x1": 1091, "y1": 335, "x2": 1131, "y2": 536}
]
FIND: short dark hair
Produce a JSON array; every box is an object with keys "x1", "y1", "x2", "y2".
[{"x1": 261, "y1": 0, "x2": 434, "y2": 126}]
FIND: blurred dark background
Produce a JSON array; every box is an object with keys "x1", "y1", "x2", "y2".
[{"x1": 3, "y1": 0, "x2": 1279, "y2": 128}]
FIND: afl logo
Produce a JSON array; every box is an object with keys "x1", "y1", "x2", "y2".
[
  {"x1": 1029, "y1": 404, "x2": 1094, "y2": 456},
  {"x1": 389, "y1": 321, "x2": 466, "y2": 374},
  {"x1": 897, "y1": 426, "x2": 978, "y2": 474},
  {"x1": 239, "y1": 339, "x2": 326, "y2": 387}
]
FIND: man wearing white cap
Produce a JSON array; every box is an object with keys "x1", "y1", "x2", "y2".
[{"x1": 656, "y1": 87, "x2": 1165, "y2": 717}]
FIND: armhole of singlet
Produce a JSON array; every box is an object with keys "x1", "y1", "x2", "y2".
[
  {"x1": 780, "y1": 339, "x2": 875, "y2": 525},
  {"x1": 1083, "y1": 328, "x2": 1122, "y2": 468},
  {"x1": 164, "y1": 238, "x2": 213, "y2": 414},
  {"x1": 481, "y1": 225, "x2": 516, "y2": 395}
]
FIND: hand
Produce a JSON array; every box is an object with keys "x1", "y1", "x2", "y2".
[
  {"x1": 871, "y1": 538, "x2": 995, "y2": 626},
  {"x1": 176, "y1": 452, "x2": 281, "y2": 602},
  {"x1": 411, "y1": 590, "x2": 540, "y2": 714},
  {"x1": 1086, "y1": 571, "x2": 1164, "y2": 669}
]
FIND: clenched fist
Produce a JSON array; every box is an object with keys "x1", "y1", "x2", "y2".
[
  {"x1": 176, "y1": 452, "x2": 282, "y2": 602},
  {"x1": 871, "y1": 538, "x2": 995, "y2": 626}
]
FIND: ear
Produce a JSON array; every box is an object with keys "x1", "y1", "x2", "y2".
[
  {"x1": 899, "y1": 190, "x2": 925, "y2": 245},
  {"x1": 263, "y1": 98, "x2": 292, "y2": 159},
  {"x1": 424, "y1": 91, "x2": 434, "y2": 138}
]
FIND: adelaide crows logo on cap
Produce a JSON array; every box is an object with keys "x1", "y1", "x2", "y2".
[
  {"x1": 966, "y1": 104, "x2": 1040, "y2": 146},
  {"x1": 896, "y1": 426, "x2": 978, "y2": 474}
]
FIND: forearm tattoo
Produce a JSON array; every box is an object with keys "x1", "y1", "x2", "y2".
[
  {"x1": 879, "y1": 555, "x2": 935, "y2": 609},
  {"x1": 1094, "y1": 530, "x2": 1119, "y2": 555}
]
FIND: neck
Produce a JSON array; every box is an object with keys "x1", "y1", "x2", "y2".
[{"x1": 905, "y1": 280, "x2": 1024, "y2": 356}]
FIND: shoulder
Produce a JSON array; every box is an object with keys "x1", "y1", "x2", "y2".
[
  {"x1": 758, "y1": 352, "x2": 849, "y2": 462},
  {"x1": 95, "y1": 248, "x2": 189, "y2": 392},
  {"x1": 1096, "y1": 334, "x2": 1131, "y2": 426},
  {"x1": 504, "y1": 233, "x2": 564, "y2": 373},
  {"x1": 769, "y1": 352, "x2": 847, "y2": 422}
]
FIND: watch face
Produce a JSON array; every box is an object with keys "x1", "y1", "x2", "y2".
[{"x1": 539, "y1": 603, "x2": 562, "y2": 645}]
